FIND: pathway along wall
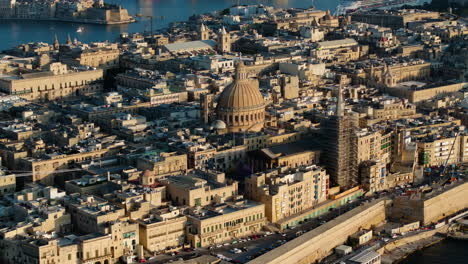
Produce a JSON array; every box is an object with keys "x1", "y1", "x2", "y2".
[{"x1": 248, "y1": 199, "x2": 389, "y2": 264}]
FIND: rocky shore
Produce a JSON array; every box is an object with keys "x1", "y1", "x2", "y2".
[
  {"x1": 382, "y1": 235, "x2": 445, "y2": 264},
  {"x1": 377, "y1": 225, "x2": 450, "y2": 264}
]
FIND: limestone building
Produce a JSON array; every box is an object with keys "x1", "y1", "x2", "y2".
[
  {"x1": 137, "y1": 152, "x2": 188, "y2": 180},
  {"x1": 186, "y1": 199, "x2": 266, "y2": 247},
  {"x1": 64, "y1": 194, "x2": 125, "y2": 234},
  {"x1": 245, "y1": 165, "x2": 329, "y2": 223},
  {"x1": 215, "y1": 61, "x2": 266, "y2": 133},
  {"x1": 61, "y1": 47, "x2": 120, "y2": 69},
  {"x1": 248, "y1": 141, "x2": 321, "y2": 172},
  {"x1": 0, "y1": 62, "x2": 104, "y2": 101},
  {"x1": 137, "y1": 208, "x2": 187, "y2": 253},
  {"x1": 0, "y1": 173, "x2": 15, "y2": 195},
  {"x1": 161, "y1": 170, "x2": 238, "y2": 207}
]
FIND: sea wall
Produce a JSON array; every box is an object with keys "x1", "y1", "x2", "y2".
[{"x1": 248, "y1": 199, "x2": 389, "y2": 264}]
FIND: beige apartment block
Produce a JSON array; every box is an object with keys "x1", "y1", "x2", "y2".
[
  {"x1": 0, "y1": 63, "x2": 104, "y2": 101},
  {"x1": 356, "y1": 129, "x2": 392, "y2": 165},
  {"x1": 245, "y1": 165, "x2": 329, "y2": 223},
  {"x1": 0, "y1": 174, "x2": 15, "y2": 195},
  {"x1": 138, "y1": 208, "x2": 187, "y2": 253},
  {"x1": 187, "y1": 200, "x2": 266, "y2": 248},
  {"x1": 162, "y1": 171, "x2": 238, "y2": 207},
  {"x1": 18, "y1": 148, "x2": 109, "y2": 184},
  {"x1": 359, "y1": 160, "x2": 387, "y2": 194},
  {"x1": 111, "y1": 187, "x2": 165, "y2": 219},
  {"x1": 0, "y1": 221, "x2": 130, "y2": 264},
  {"x1": 99, "y1": 220, "x2": 140, "y2": 254},
  {"x1": 417, "y1": 133, "x2": 468, "y2": 167},
  {"x1": 137, "y1": 152, "x2": 188, "y2": 181},
  {"x1": 188, "y1": 145, "x2": 217, "y2": 169},
  {"x1": 64, "y1": 195, "x2": 125, "y2": 234}
]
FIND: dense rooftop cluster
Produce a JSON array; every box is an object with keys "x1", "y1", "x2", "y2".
[{"x1": 0, "y1": 3, "x2": 467, "y2": 264}]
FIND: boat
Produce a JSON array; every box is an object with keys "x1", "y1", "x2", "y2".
[
  {"x1": 76, "y1": 27, "x2": 84, "y2": 33},
  {"x1": 335, "y1": 0, "x2": 424, "y2": 15}
]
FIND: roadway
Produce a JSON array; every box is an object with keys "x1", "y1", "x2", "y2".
[{"x1": 145, "y1": 171, "x2": 467, "y2": 264}]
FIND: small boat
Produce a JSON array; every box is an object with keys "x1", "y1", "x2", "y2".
[{"x1": 76, "y1": 27, "x2": 84, "y2": 33}]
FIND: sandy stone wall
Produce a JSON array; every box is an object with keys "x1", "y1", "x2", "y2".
[
  {"x1": 390, "y1": 182, "x2": 468, "y2": 225},
  {"x1": 248, "y1": 199, "x2": 389, "y2": 264},
  {"x1": 423, "y1": 183, "x2": 468, "y2": 225}
]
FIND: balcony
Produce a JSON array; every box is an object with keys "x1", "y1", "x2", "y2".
[
  {"x1": 200, "y1": 228, "x2": 223, "y2": 238},
  {"x1": 245, "y1": 217, "x2": 266, "y2": 226},
  {"x1": 227, "y1": 224, "x2": 242, "y2": 231}
]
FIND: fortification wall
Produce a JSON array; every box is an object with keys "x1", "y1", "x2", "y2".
[
  {"x1": 248, "y1": 199, "x2": 389, "y2": 264},
  {"x1": 423, "y1": 182, "x2": 468, "y2": 225}
]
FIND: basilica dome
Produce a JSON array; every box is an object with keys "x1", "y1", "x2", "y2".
[{"x1": 216, "y1": 61, "x2": 265, "y2": 132}]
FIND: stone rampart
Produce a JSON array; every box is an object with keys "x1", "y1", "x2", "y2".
[{"x1": 248, "y1": 199, "x2": 389, "y2": 264}]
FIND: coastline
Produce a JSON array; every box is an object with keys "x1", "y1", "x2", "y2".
[
  {"x1": 0, "y1": 17, "x2": 135, "y2": 25},
  {"x1": 391, "y1": 235, "x2": 446, "y2": 264},
  {"x1": 378, "y1": 226, "x2": 449, "y2": 264}
]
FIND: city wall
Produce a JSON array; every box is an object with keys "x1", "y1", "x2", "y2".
[
  {"x1": 390, "y1": 182, "x2": 468, "y2": 225},
  {"x1": 248, "y1": 199, "x2": 389, "y2": 264},
  {"x1": 422, "y1": 182, "x2": 468, "y2": 225}
]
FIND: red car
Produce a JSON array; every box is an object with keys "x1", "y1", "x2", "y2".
[{"x1": 138, "y1": 259, "x2": 146, "y2": 263}]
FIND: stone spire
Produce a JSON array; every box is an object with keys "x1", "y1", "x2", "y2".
[
  {"x1": 336, "y1": 75, "x2": 346, "y2": 117},
  {"x1": 53, "y1": 34, "x2": 60, "y2": 49},
  {"x1": 220, "y1": 26, "x2": 228, "y2": 35},
  {"x1": 312, "y1": 17, "x2": 319, "y2": 27},
  {"x1": 66, "y1": 34, "x2": 72, "y2": 45},
  {"x1": 218, "y1": 26, "x2": 231, "y2": 53},
  {"x1": 199, "y1": 23, "x2": 209, "y2": 40}
]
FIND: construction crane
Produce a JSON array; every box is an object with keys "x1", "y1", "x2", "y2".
[{"x1": 434, "y1": 131, "x2": 460, "y2": 188}]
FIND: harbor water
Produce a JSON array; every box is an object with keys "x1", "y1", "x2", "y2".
[
  {"x1": 0, "y1": 0, "x2": 340, "y2": 51},
  {"x1": 399, "y1": 238, "x2": 468, "y2": 264}
]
